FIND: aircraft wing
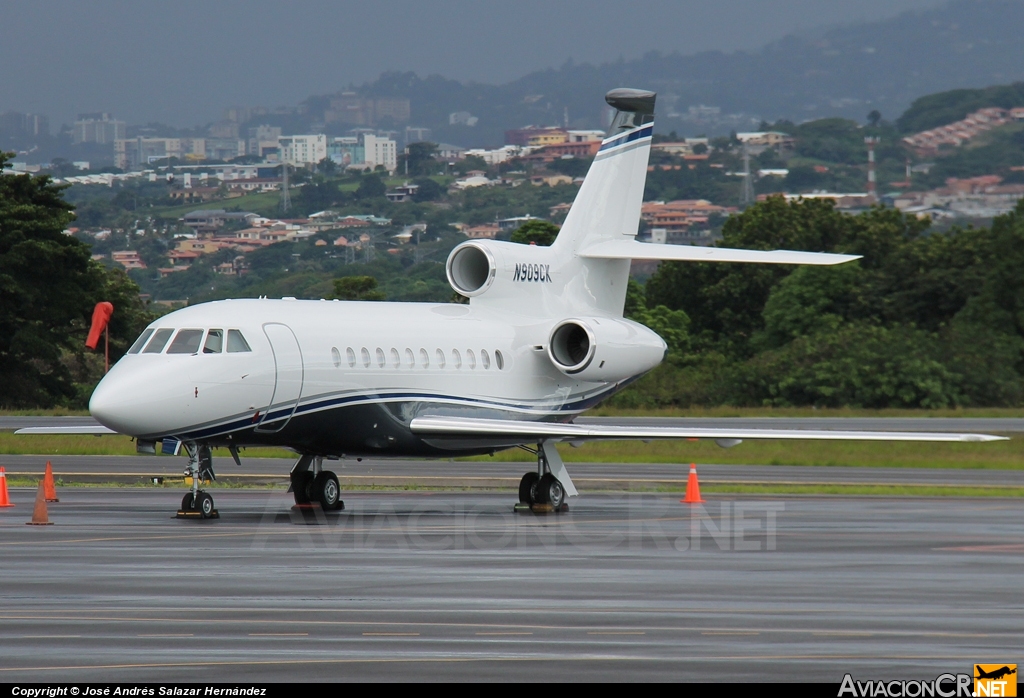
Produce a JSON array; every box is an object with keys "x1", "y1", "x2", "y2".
[
  {"x1": 15, "y1": 426, "x2": 118, "y2": 435},
  {"x1": 409, "y1": 416, "x2": 1007, "y2": 443},
  {"x1": 579, "y1": 239, "x2": 860, "y2": 266}
]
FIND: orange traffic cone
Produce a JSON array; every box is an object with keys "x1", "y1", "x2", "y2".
[
  {"x1": 681, "y1": 463, "x2": 705, "y2": 504},
  {"x1": 26, "y1": 480, "x2": 52, "y2": 525},
  {"x1": 0, "y1": 467, "x2": 13, "y2": 507},
  {"x1": 43, "y1": 461, "x2": 59, "y2": 502}
]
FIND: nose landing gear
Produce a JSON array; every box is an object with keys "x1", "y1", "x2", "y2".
[{"x1": 177, "y1": 443, "x2": 219, "y2": 519}]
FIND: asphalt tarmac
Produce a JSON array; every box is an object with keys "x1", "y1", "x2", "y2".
[
  {"x1": 0, "y1": 488, "x2": 1020, "y2": 682},
  {"x1": 2, "y1": 454, "x2": 1024, "y2": 490}
]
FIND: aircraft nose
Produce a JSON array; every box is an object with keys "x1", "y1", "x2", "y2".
[{"x1": 89, "y1": 371, "x2": 128, "y2": 433}]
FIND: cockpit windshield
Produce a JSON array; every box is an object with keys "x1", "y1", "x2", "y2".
[
  {"x1": 133, "y1": 328, "x2": 251, "y2": 355},
  {"x1": 167, "y1": 329, "x2": 205, "y2": 354}
]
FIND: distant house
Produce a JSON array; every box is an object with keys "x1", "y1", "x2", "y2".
[
  {"x1": 111, "y1": 250, "x2": 146, "y2": 270},
  {"x1": 181, "y1": 210, "x2": 258, "y2": 237},
  {"x1": 464, "y1": 224, "x2": 500, "y2": 239},
  {"x1": 386, "y1": 183, "x2": 419, "y2": 203}
]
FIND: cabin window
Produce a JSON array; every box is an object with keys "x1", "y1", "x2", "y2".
[
  {"x1": 167, "y1": 329, "x2": 204, "y2": 354},
  {"x1": 466, "y1": 349, "x2": 476, "y2": 369},
  {"x1": 204, "y1": 329, "x2": 224, "y2": 354},
  {"x1": 390, "y1": 348, "x2": 401, "y2": 368},
  {"x1": 331, "y1": 347, "x2": 341, "y2": 367},
  {"x1": 226, "y1": 330, "x2": 252, "y2": 353},
  {"x1": 452, "y1": 349, "x2": 462, "y2": 369},
  {"x1": 481, "y1": 349, "x2": 490, "y2": 369},
  {"x1": 346, "y1": 347, "x2": 356, "y2": 368},
  {"x1": 419, "y1": 348, "x2": 429, "y2": 368},
  {"x1": 435, "y1": 348, "x2": 446, "y2": 368},
  {"x1": 361, "y1": 347, "x2": 370, "y2": 368},
  {"x1": 376, "y1": 347, "x2": 385, "y2": 368},
  {"x1": 405, "y1": 348, "x2": 415, "y2": 368},
  {"x1": 142, "y1": 328, "x2": 173, "y2": 354},
  {"x1": 495, "y1": 350, "x2": 505, "y2": 370},
  {"x1": 128, "y1": 329, "x2": 154, "y2": 354}
]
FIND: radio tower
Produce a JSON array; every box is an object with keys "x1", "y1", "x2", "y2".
[
  {"x1": 280, "y1": 161, "x2": 291, "y2": 213},
  {"x1": 740, "y1": 141, "x2": 754, "y2": 208},
  {"x1": 864, "y1": 137, "x2": 879, "y2": 202}
]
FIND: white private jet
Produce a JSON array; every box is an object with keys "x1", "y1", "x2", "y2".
[{"x1": 19, "y1": 89, "x2": 1006, "y2": 518}]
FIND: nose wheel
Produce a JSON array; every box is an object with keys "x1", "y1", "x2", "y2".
[{"x1": 177, "y1": 443, "x2": 219, "y2": 519}]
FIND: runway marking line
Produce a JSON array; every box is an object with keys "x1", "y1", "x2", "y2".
[
  {"x1": 136, "y1": 634, "x2": 193, "y2": 638},
  {"x1": 362, "y1": 632, "x2": 420, "y2": 637},
  {"x1": 0, "y1": 614, "x2": 1001, "y2": 638},
  {"x1": 475, "y1": 632, "x2": 533, "y2": 636},
  {"x1": 19, "y1": 635, "x2": 81, "y2": 639},
  {"x1": 248, "y1": 633, "x2": 308, "y2": 637},
  {"x1": 587, "y1": 631, "x2": 646, "y2": 635},
  {"x1": 0, "y1": 654, "x2": 990, "y2": 673}
]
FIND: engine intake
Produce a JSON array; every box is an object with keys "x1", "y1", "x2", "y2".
[
  {"x1": 548, "y1": 320, "x2": 596, "y2": 374},
  {"x1": 446, "y1": 243, "x2": 496, "y2": 297}
]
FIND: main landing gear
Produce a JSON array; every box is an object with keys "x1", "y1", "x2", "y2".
[
  {"x1": 289, "y1": 454, "x2": 344, "y2": 511},
  {"x1": 517, "y1": 441, "x2": 578, "y2": 512},
  {"x1": 177, "y1": 443, "x2": 218, "y2": 519}
]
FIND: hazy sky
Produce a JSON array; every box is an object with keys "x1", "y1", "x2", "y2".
[{"x1": 1, "y1": 0, "x2": 948, "y2": 126}]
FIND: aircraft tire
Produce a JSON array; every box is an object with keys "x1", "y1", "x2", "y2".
[
  {"x1": 181, "y1": 493, "x2": 195, "y2": 511},
  {"x1": 519, "y1": 472, "x2": 539, "y2": 504},
  {"x1": 195, "y1": 492, "x2": 215, "y2": 519},
  {"x1": 537, "y1": 474, "x2": 564, "y2": 509},
  {"x1": 312, "y1": 471, "x2": 341, "y2": 511}
]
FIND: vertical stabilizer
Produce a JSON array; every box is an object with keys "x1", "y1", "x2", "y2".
[
  {"x1": 553, "y1": 89, "x2": 655, "y2": 254},
  {"x1": 551, "y1": 89, "x2": 655, "y2": 316}
]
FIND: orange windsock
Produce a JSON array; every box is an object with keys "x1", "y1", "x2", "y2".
[
  {"x1": 0, "y1": 467, "x2": 13, "y2": 508},
  {"x1": 43, "y1": 461, "x2": 59, "y2": 503},
  {"x1": 681, "y1": 463, "x2": 705, "y2": 504},
  {"x1": 85, "y1": 301, "x2": 114, "y2": 350}
]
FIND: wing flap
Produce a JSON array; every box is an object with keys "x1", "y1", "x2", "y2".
[
  {"x1": 579, "y1": 239, "x2": 860, "y2": 266},
  {"x1": 410, "y1": 416, "x2": 1006, "y2": 443}
]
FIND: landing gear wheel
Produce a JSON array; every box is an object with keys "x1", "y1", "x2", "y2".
[
  {"x1": 519, "y1": 472, "x2": 539, "y2": 505},
  {"x1": 181, "y1": 493, "x2": 195, "y2": 511},
  {"x1": 536, "y1": 473, "x2": 565, "y2": 509},
  {"x1": 195, "y1": 492, "x2": 215, "y2": 519},
  {"x1": 292, "y1": 471, "x2": 314, "y2": 505},
  {"x1": 311, "y1": 471, "x2": 341, "y2": 511}
]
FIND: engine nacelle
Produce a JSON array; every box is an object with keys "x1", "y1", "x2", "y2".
[
  {"x1": 547, "y1": 317, "x2": 666, "y2": 383},
  {"x1": 446, "y1": 242, "x2": 497, "y2": 297}
]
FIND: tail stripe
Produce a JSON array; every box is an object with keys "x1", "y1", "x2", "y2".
[{"x1": 599, "y1": 124, "x2": 654, "y2": 153}]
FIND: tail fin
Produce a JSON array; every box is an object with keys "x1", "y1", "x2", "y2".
[
  {"x1": 553, "y1": 89, "x2": 655, "y2": 254},
  {"x1": 551, "y1": 89, "x2": 655, "y2": 316}
]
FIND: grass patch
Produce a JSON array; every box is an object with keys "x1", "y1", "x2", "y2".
[
  {"x1": 587, "y1": 405, "x2": 1024, "y2": 418},
  {"x1": 693, "y1": 484, "x2": 1024, "y2": 497},
  {"x1": 465, "y1": 436, "x2": 1021, "y2": 469},
  {"x1": 0, "y1": 433, "x2": 294, "y2": 458}
]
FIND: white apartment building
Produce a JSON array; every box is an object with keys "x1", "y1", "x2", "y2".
[
  {"x1": 363, "y1": 134, "x2": 397, "y2": 173},
  {"x1": 279, "y1": 134, "x2": 328, "y2": 166}
]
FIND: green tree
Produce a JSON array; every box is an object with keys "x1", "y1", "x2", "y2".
[
  {"x1": 412, "y1": 177, "x2": 444, "y2": 202},
  {"x1": 402, "y1": 142, "x2": 439, "y2": 176},
  {"x1": 355, "y1": 173, "x2": 386, "y2": 201},
  {"x1": 510, "y1": 220, "x2": 559, "y2": 246},
  {"x1": 330, "y1": 275, "x2": 385, "y2": 300},
  {"x1": 0, "y1": 152, "x2": 151, "y2": 407}
]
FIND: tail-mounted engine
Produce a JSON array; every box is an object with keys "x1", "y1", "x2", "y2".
[
  {"x1": 547, "y1": 318, "x2": 666, "y2": 383},
  {"x1": 446, "y1": 242, "x2": 496, "y2": 297}
]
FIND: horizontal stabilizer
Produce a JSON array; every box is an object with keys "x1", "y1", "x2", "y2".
[
  {"x1": 15, "y1": 426, "x2": 118, "y2": 435},
  {"x1": 410, "y1": 416, "x2": 1006, "y2": 443},
  {"x1": 580, "y1": 240, "x2": 861, "y2": 266}
]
